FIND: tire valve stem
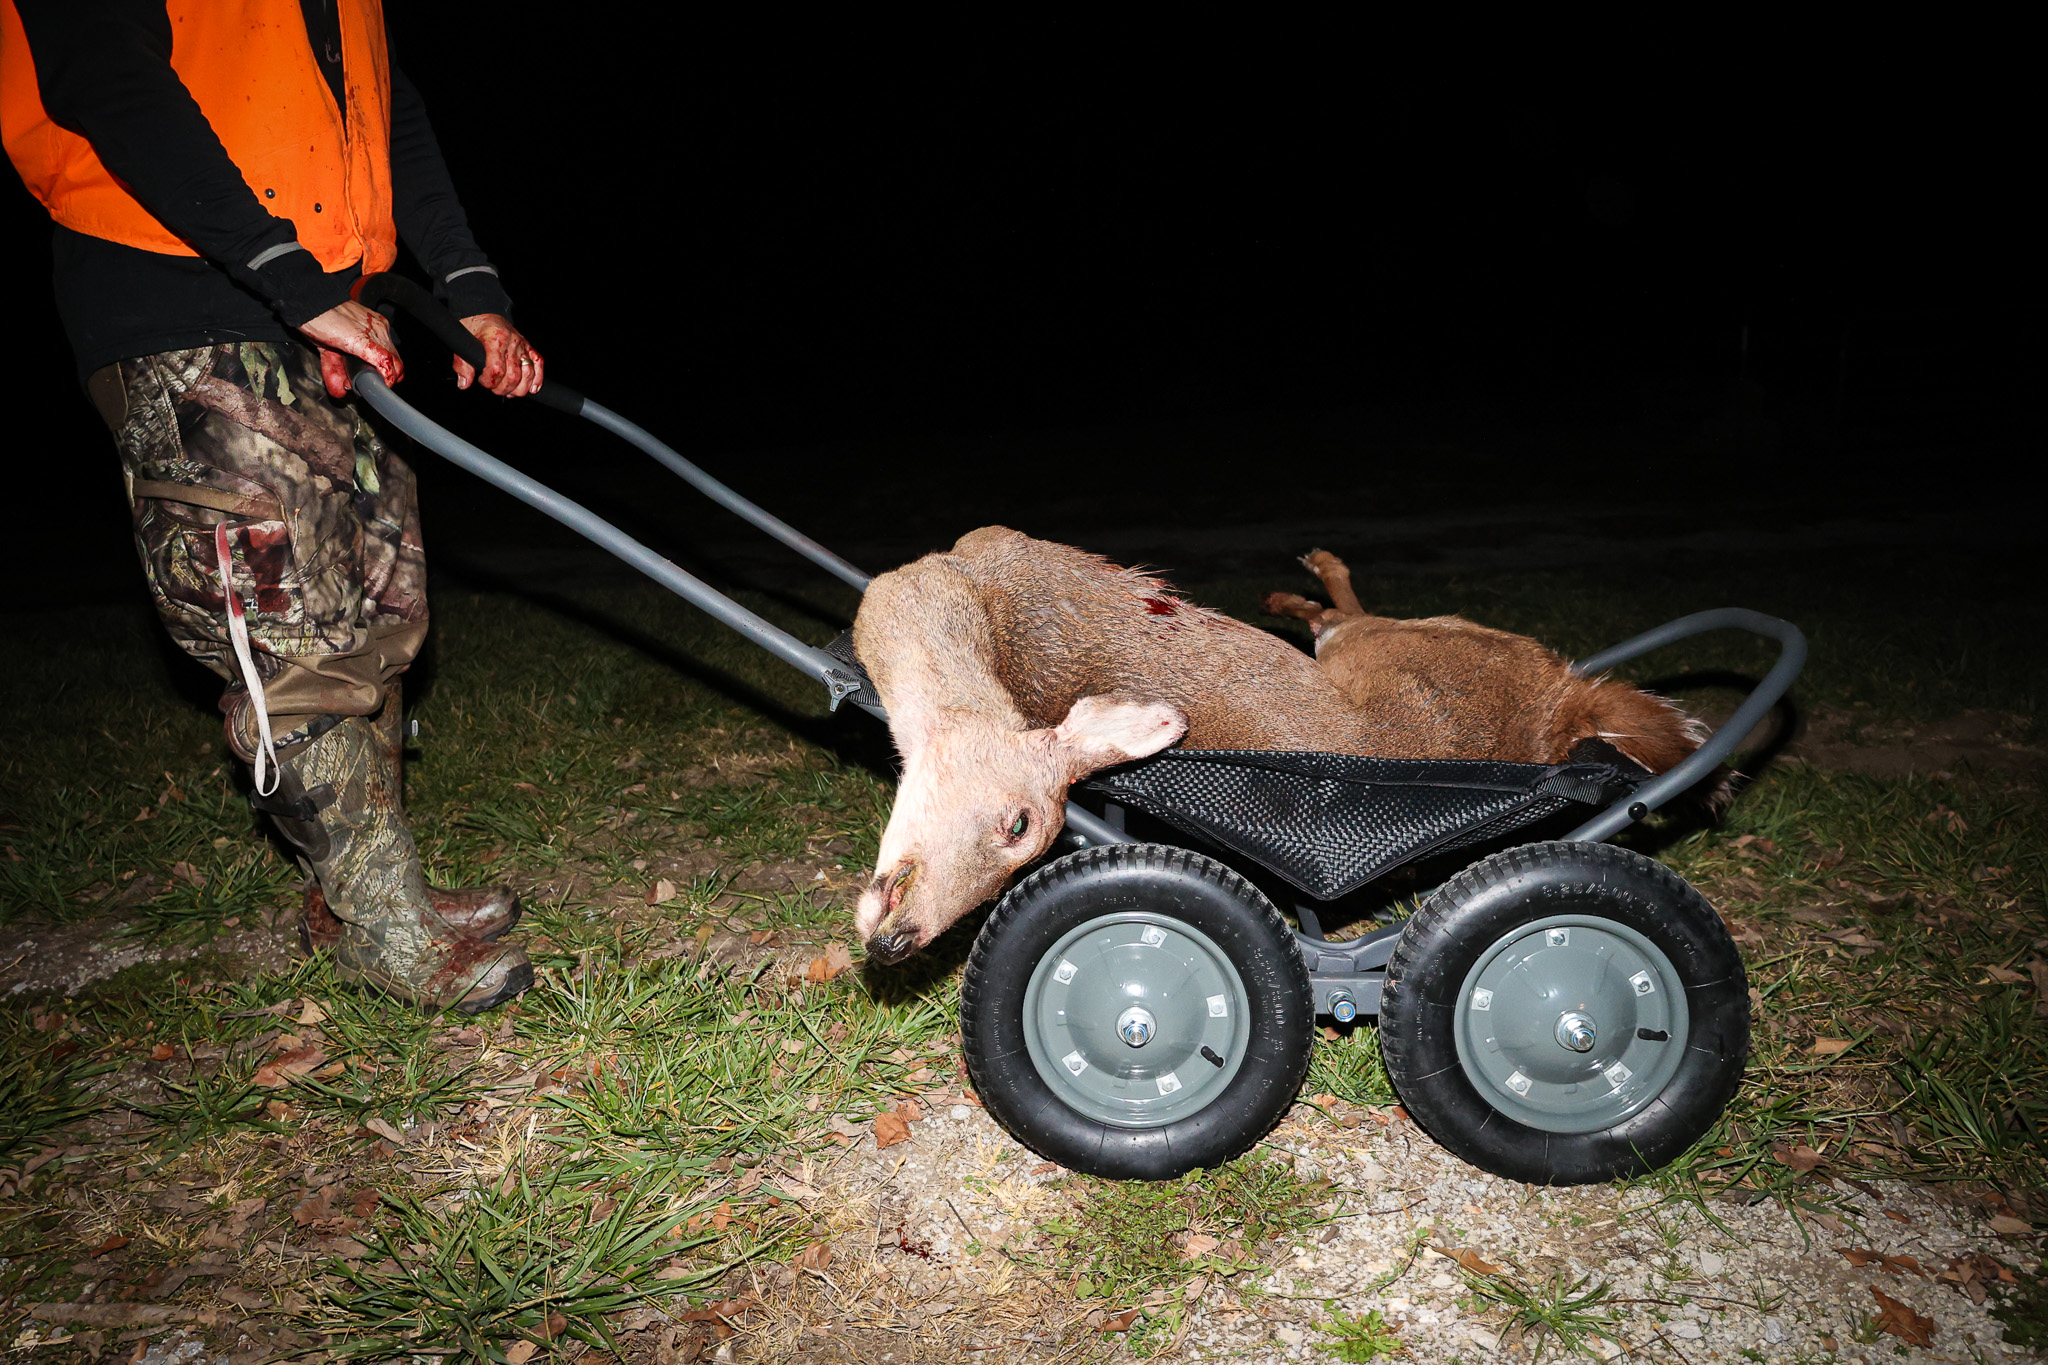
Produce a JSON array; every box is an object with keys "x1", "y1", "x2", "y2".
[{"x1": 1200, "y1": 1045, "x2": 1225, "y2": 1068}]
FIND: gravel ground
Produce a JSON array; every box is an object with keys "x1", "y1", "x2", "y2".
[{"x1": 785, "y1": 1099, "x2": 2043, "y2": 1364}]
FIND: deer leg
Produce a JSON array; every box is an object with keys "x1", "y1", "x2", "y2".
[
  {"x1": 1261, "y1": 591, "x2": 1329, "y2": 629},
  {"x1": 1301, "y1": 549, "x2": 1366, "y2": 617}
]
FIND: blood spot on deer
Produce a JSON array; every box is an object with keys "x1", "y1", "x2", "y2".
[{"x1": 1141, "y1": 596, "x2": 1178, "y2": 616}]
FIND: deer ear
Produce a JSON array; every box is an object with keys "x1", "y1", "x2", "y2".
[{"x1": 1050, "y1": 695, "x2": 1187, "y2": 778}]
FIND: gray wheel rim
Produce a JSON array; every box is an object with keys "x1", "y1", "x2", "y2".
[
  {"x1": 1020, "y1": 910, "x2": 1249, "y2": 1129},
  {"x1": 1451, "y1": 913, "x2": 1690, "y2": 1135}
]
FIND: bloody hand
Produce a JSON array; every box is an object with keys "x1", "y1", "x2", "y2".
[
  {"x1": 454, "y1": 313, "x2": 544, "y2": 398},
  {"x1": 297, "y1": 301, "x2": 404, "y2": 399}
]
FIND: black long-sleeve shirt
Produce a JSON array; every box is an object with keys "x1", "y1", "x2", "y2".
[{"x1": 14, "y1": 0, "x2": 515, "y2": 379}]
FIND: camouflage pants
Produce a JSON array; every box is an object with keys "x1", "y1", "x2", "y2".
[{"x1": 90, "y1": 342, "x2": 428, "y2": 745}]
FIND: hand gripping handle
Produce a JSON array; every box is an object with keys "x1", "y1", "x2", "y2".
[{"x1": 350, "y1": 272, "x2": 585, "y2": 415}]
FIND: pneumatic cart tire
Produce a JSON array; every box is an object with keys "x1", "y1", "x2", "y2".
[
  {"x1": 961, "y1": 844, "x2": 1314, "y2": 1180},
  {"x1": 1379, "y1": 841, "x2": 1748, "y2": 1185}
]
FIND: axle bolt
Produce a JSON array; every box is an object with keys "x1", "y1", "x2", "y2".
[
  {"x1": 1329, "y1": 989, "x2": 1358, "y2": 1024},
  {"x1": 1555, "y1": 1011, "x2": 1598, "y2": 1053},
  {"x1": 1117, "y1": 1006, "x2": 1156, "y2": 1048}
]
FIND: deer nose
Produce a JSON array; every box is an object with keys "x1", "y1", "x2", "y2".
[{"x1": 865, "y1": 928, "x2": 916, "y2": 965}]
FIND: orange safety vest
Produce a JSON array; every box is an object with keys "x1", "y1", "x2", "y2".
[{"x1": 0, "y1": 0, "x2": 395, "y2": 275}]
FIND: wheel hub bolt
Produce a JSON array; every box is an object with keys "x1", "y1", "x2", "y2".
[
  {"x1": 1117, "y1": 1006, "x2": 1156, "y2": 1047},
  {"x1": 1555, "y1": 1011, "x2": 1598, "y2": 1053}
]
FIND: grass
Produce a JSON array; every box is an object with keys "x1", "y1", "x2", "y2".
[
  {"x1": 2, "y1": 536, "x2": 2044, "y2": 1357},
  {"x1": 1315, "y1": 1305, "x2": 1402, "y2": 1361},
  {"x1": 0, "y1": 1015, "x2": 111, "y2": 1170},
  {"x1": 1031, "y1": 1156, "x2": 1334, "y2": 1351},
  {"x1": 316, "y1": 1163, "x2": 773, "y2": 1359},
  {"x1": 1304, "y1": 1024, "x2": 1397, "y2": 1110},
  {"x1": 1454, "y1": 1266, "x2": 1625, "y2": 1363},
  {"x1": 1627, "y1": 762, "x2": 2048, "y2": 1205}
]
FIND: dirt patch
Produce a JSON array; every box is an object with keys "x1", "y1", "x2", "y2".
[
  {"x1": 0, "y1": 911, "x2": 298, "y2": 1001},
  {"x1": 1790, "y1": 709, "x2": 2045, "y2": 782},
  {"x1": 1688, "y1": 701, "x2": 2045, "y2": 784}
]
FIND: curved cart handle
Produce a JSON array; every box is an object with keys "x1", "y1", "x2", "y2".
[
  {"x1": 1563, "y1": 608, "x2": 1807, "y2": 842},
  {"x1": 351, "y1": 273, "x2": 871, "y2": 592}
]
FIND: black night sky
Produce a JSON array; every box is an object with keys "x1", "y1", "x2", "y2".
[{"x1": 5, "y1": 37, "x2": 2039, "y2": 592}]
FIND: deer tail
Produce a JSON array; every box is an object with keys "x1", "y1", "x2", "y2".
[{"x1": 1558, "y1": 678, "x2": 1735, "y2": 817}]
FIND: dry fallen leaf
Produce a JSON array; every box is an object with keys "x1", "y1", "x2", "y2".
[
  {"x1": 1840, "y1": 1248, "x2": 1925, "y2": 1276},
  {"x1": 1182, "y1": 1233, "x2": 1222, "y2": 1261},
  {"x1": 502, "y1": 1342, "x2": 537, "y2": 1365},
  {"x1": 794, "y1": 1242, "x2": 831, "y2": 1272},
  {"x1": 296, "y1": 998, "x2": 329, "y2": 1025},
  {"x1": 1721, "y1": 872, "x2": 1767, "y2": 900},
  {"x1": 2029, "y1": 959, "x2": 2048, "y2": 998},
  {"x1": 1771, "y1": 1144, "x2": 1825, "y2": 1173},
  {"x1": 1939, "y1": 1252, "x2": 2015, "y2": 1307},
  {"x1": 1870, "y1": 1285, "x2": 1935, "y2": 1347},
  {"x1": 1097, "y1": 1309, "x2": 1142, "y2": 1333},
  {"x1": 360, "y1": 1116, "x2": 406, "y2": 1146},
  {"x1": 89, "y1": 1234, "x2": 131, "y2": 1256},
  {"x1": 647, "y1": 879, "x2": 678, "y2": 906},
  {"x1": 893, "y1": 1098, "x2": 923, "y2": 1123},
  {"x1": 807, "y1": 942, "x2": 855, "y2": 983},
  {"x1": 253, "y1": 1043, "x2": 327, "y2": 1088},
  {"x1": 1988, "y1": 1214, "x2": 2033, "y2": 1235},
  {"x1": 1810, "y1": 1037, "x2": 1855, "y2": 1056},
  {"x1": 291, "y1": 1185, "x2": 333, "y2": 1226},
  {"x1": 1434, "y1": 1246, "x2": 1504, "y2": 1275},
  {"x1": 711, "y1": 1203, "x2": 732, "y2": 1231},
  {"x1": 149, "y1": 1042, "x2": 175, "y2": 1062},
  {"x1": 874, "y1": 1111, "x2": 911, "y2": 1149}
]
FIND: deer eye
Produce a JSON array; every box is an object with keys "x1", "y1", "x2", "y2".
[{"x1": 1008, "y1": 812, "x2": 1030, "y2": 839}]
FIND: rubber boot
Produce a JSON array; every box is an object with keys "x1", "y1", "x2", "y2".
[
  {"x1": 258, "y1": 713, "x2": 532, "y2": 1013},
  {"x1": 299, "y1": 682, "x2": 521, "y2": 950}
]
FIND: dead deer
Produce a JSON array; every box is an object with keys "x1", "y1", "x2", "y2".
[{"x1": 851, "y1": 528, "x2": 1705, "y2": 964}]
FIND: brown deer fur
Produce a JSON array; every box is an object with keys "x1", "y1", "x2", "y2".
[{"x1": 1262, "y1": 549, "x2": 1704, "y2": 773}]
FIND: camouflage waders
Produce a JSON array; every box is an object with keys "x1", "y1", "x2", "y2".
[{"x1": 94, "y1": 340, "x2": 530, "y2": 1012}]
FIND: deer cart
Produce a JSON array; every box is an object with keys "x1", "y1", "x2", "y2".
[{"x1": 351, "y1": 275, "x2": 1805, "y2": 1186}]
